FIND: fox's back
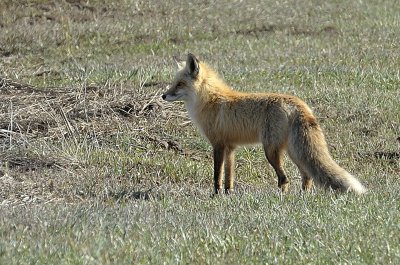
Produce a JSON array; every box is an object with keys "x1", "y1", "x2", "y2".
[{"x1": 195, "y1": 91, "x2": 306, "y2": 145}]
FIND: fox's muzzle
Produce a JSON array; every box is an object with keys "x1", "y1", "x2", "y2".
[
  {"x1": 162, "y1": 85, "x2": 185, "y2": 102},
  {"x1": 161, "y1": 85, "x2": 171, "y2": 100}
]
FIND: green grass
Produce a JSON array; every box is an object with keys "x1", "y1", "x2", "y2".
[
  {"x1": 1, "y1": 192, "x2": 399, "y2": 264},
  {"x1": 1, "y1": 0, "x2": 399, "y2": 264}
]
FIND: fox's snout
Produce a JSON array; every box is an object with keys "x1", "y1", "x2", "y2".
[
  {"x1": 161, "y1": 85, "x2": 171, "y2": 101},
  {"x1": 161, "y1": 85, "x2": 185, "y2": 102},
  {"x1": 161, "y1": 92, "x2": 178, "y2": 101}
]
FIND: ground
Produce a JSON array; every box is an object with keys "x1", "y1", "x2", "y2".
[{"x1": 0, "y1": 1, "x2": 399, "y2": 264}]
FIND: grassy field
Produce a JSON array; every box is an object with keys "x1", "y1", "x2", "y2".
[{"x1": 1, "y1": 0, "x2": 399, "y2": 264}]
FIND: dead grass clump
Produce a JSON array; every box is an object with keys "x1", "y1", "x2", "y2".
[
  {"x1": 0, "y1": 77, "x2": 175, "y2": 143},
  {"x1": 0, "y1": 76, "x2": 188, "y2": 205}
]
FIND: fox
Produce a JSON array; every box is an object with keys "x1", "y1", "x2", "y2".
[{"x1": 162, "y1": 53, "x2": 367, "y2": 195}]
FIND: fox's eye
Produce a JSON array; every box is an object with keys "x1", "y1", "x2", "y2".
[{"x1": 177, "y1": 82, "x2": 185, "y2": 87}]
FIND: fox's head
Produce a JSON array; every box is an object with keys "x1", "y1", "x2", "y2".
[{"x1": 161, "y1": 53, "x2": 200, "y2": 102}]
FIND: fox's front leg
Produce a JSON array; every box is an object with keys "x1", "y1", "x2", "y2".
[
  {"x1": 213, "y1": 144, "x2": 225, "y2": 194},
  {"x1": 224, "y1": 146, "x2": 235, "y2": 194}
]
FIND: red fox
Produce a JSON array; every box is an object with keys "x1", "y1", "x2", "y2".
[{"x1": 162, "y1": 53, "x2": 366, "y2": 195}]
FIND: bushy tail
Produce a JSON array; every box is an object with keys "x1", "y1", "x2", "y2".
[{"x1": 288, "y1": 113, "x2": 367, "y2": 194}]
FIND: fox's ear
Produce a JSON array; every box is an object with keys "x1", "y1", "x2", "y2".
[
  {"x1": 187, "y1": 53, "x2": 199, "y2": 78},
  {"x1": 173, "y1": 56, "x2": 185, "y2": 69}
]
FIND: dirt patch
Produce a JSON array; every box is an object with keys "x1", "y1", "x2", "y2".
[
  {"x1": 5, "y1": 157, "x2": 59, "y2": 172},
  {"x1": 233, "y1": 24, "x2": 339, "y2": 37},
  {"x1": 234, "y1": 24, "x2": 277, "y2": 37},
  {"x1": 359, "y1": 150, "x2": 400, "y2": 162},
  {"x1": 370, "y1": 151, "x2": 400, "y2": 160}
]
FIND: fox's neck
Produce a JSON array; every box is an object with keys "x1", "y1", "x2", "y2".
[
  {"x1": 185, "y1": 78, "x2": 233, "y2": 125},
  {"x1": 184, "y1": 85, "x2": 207, "y2": 120}
]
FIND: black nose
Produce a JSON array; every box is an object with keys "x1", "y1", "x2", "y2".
[{"x1": 161, "y1": 94, "x2": 166, "y2": 100}]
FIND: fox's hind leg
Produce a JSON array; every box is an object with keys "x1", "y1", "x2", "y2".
[
  {"x1": 286, "y1": 149, "x2": 314, "y2": 191},
  {"x1": 300, "y1": 168, "x2": 314, "y2": 191},
  {"x1": 224, "y1": 145, "x2": 236, "y2": 194},
  {"x1": 263, "y1": 144, "x2": 289, "y2": 192},
  {"x1": 213, "y1": 144, "x2": 225, "y2": 194},
  {"x1": 261, "y1": 109, "x2": 290, "y2": 192}
]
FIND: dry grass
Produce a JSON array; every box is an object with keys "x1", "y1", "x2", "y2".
[{"x1": 0, "y1": 75, "x2": 195, "y2": 205}]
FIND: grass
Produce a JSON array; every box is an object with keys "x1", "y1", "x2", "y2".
[
  {"x1": 1, "y1": 193, "x2": 399, "y2": 264},
  {"x1": 0, "y1": 0, "x2": 399, "y2": 264}
]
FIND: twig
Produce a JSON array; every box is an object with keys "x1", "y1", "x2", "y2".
[
  {"x1": 139, "y1": 87, "x2": 163, "y2": 114},
  {"x1": 58, "y1": 106, "x2": 78, "y2": 145},
  {"x1": 9, "y1": 100, "x2": 13, "y2": 149}
]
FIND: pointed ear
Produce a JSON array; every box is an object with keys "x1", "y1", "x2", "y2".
[
  {"x1": 173, "y1": 56, "x2": 185, "y2": 69},
  {"x1": 186, "y1": 53, "x2": 199, "y2": 78}
]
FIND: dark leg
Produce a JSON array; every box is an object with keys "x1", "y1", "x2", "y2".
[
  {"x1": 213, "y1": 144, "x2": 225, "y2": 194},
  {"x1": 300, "y1": 168, "x2": 314, "y2": 191},
  {"x1": 224, "y1": 145, "x2": 235, "y2": 194},
  {"x1": 264, "y1": 145, "x2": 289, "y2": 192}
]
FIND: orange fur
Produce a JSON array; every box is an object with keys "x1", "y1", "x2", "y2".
[{"x1": 162, "y1": 54, "x2": 366, "y2": 195}]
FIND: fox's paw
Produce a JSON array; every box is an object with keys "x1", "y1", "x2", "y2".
[
  {"x1": 302, "y1": 179, "x2": 314, "y2": 191},
  {"x1": 211, "y1": 188, "x2": 224, "y2": 198},
  {"x1": 280, "y1": 183, "x2": 289, "y2": 193},
  {"x1": 211, "y1": 188, "x2": 234, "y2": 198},
  {"x1": 225, "y1": 188, "x2": 234, "y2": 195}
]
